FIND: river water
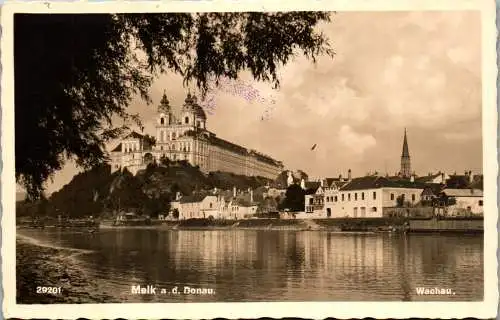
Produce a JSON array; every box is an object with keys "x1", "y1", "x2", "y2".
[{"x1": 17, "y1": 228, "x2": 483, "y2": 303}]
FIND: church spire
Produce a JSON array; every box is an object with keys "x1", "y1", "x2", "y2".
[
  {"x1": 400, "y1": 128, "x2": 411, "y2": 178},
  {"x1": 402, "y1": 128, "x2": 409, "y2": 157},
  {"x1": 158, "y1": 90, "x2": 171, "y2": 113}
]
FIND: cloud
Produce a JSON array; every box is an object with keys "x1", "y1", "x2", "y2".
[
  {"x1": 44, "y1": 11, "x2": 483, "y2": 193},
  {"x1": 338, "y1": 125, "x2": 377, "y2": 155}
]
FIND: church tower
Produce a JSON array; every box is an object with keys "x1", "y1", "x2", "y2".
[
  {"x1": 156, "y1": 91, "x2": 172, "y2": 148},
  {"x1": 400, "y1": 128, "x2": 411, "y2": 178}
]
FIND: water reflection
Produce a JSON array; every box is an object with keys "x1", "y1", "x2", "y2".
[{"x1": 17, "y1": 229, "x2": 483, "y2": 302}]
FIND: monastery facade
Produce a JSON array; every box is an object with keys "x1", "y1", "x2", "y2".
[{"x1": 109, "y1": 92, "x2": 284, "y2": 179}]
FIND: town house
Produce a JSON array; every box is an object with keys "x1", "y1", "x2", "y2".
[{"x1": 323, "y1": 176, "x2": 426, "y2": 218}]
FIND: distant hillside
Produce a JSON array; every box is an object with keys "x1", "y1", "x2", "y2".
[{"x1": 20, "y1": 161, "x2": 281, "y2": 218}]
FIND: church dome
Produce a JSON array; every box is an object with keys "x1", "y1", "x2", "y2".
[
  {"x1": 158, "y1": 91, "x2": 171, "y2": 114},
  {"x1": 182, "y1": 93, "x2": 207, "y2": 120}
]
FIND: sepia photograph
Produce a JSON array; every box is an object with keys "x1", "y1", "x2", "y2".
[{"x1": 2, "y1": 0, "x2": 498, "y2": 318}]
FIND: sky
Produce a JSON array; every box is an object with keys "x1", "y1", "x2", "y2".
[{"x1": 35, "y1": 10, "x2": 482, "y2": 195}]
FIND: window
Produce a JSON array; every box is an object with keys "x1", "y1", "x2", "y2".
[
  {"x1": 209, "y1": 203, "x2": 213, "y2": 209},
  {"x1": 355, "y1": 193, "x2": 358, "y2": 201},
  {"x1": 348, "y1": 193, "x2": 351, "y2": 201},
  {"x1": 334, "y1": 196, "x2": 338, "y2": 202},
  {"x1": 372, "y1": 207, "x2": 377, "y2": 212},
  {"x1": 326, "y1": 197, "x2": 329, "y2": 203},
  {"x1": 309, "y1": 198, "x2": 313, "y2": 205},
  {"x1": 160, "y1": 117, "x2": 165, "y2": 125},
  {"x1": 391, "y1": 193, "x2": 394, "y2": 200},
  {"x1": 373, "y1": 192, "x2": 377, "y2": 200},
  {"x1": 479, "y1": 200, "x2": 483, "y2": 206},
  {"x1": 412, "y1": 194, "x2": 416, "y2": 201},
  {"x1": 197, "y1": 121, "x2": 201, "y2": 127},
  {"x1": 185, "y1": 116, "x2": 189, "y2": 124},
  {"x1": 353, "y1": 207, "x2": 358, "y2": 217},
  {"x1": 362, "y1": 192, "x2": 365, "y2": 200},
  {"x1": 342, "y1": 194, "x2": 345, "y2": 201}
]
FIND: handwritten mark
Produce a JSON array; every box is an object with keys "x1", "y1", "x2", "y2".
[
  {"x1": 44, "y1": 2, "x2": 51, "y2": 9},
  {"x1": 199, "y1": 77, "x2": 278, "y2": 121}
]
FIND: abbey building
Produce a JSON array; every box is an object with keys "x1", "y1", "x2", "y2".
[{"x1": 109, "y1": 92, "x2": 284, "y2": 179}]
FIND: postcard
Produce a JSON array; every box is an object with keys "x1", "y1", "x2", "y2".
[{"x1": 2, "y1": 0, "x2": 498, "y2": 318}]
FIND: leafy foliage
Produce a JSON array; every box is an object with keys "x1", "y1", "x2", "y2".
[
  {"x1": 15, "y1": 12, "x2": 333, "y2": 199},
  {"x1": 48, "y1": 164, "x2": 116, "y2": 217},
  {"x1": 279, "y1": 184, "x2": 306, "y2": 212},
  {"x1": 172, "y1": 208, "x2": 180, "y2": 219},
  {"x1": 396, "y1": 194, "x2": 405, "y2": 207},
  {"x1": 142, "y1": 134, "x2": 157, "y2": 150}
]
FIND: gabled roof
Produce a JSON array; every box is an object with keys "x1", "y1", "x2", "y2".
[
  {"x1": 179, "y1": 193, "x2": 210, "y2": 204},
  {"x1": 111, "y1": 143, "x2": 122, "y2": 152},
  {"x1": 340, "y1": 176, "x2": 427, "y2": 191},
  {"x1": 304, "y1": 181, "x2": 321, "y2": 190},
  {"x1": 421, "y1": 183, "x2": 445, "y2": 195},
  {"x1": 324, "y1": 178, "x2": 337, "y2": 187},
  {"x1": 442, "y1": 188, "x2": 483, "y2": 197},
  {"x1": 124, "y1": 131, "x2": 144, "y2": 140},
  {"x1": 416, "y1": 173, "x2": 442, "y2": 183}
]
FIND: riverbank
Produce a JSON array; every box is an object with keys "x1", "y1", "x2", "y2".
[
  {"x1": 18, "y1": 216, "x2": 484, "y2": 233},
  {"x1": 98, "y1": 217, "x2": 409, "y2": 232}
]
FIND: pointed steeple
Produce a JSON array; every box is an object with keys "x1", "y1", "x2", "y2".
[
  {"x1": 400, "y1": 128, "x2": 411, "y2": 178},
  {"x1": 402, "y1": 128, "x2": 410, "y2": 158}
]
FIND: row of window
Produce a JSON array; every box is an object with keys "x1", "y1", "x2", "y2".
[
  {"x1": 123, "y1": 142, "x2": 140, "y2": 153},
  {"x1": 159, "y1": 117, "x2": 204, "y2": 128},
  {"x1": 389, "y1": 193, "x2": 417, "y2": 202},
  {"x1": 324, "y1": 192, "x2": 417, "y2": 203},
  {"x1": 325, "y1": 191, "x2": 375, "y2": 202}
]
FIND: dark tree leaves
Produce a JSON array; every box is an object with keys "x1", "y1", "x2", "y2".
[
  {"x1": 279, "y1": 184, "x2": 306, "y2": 212},
  {"x1": 15, "y1": 12, "x2": 333, "y2": 199}
]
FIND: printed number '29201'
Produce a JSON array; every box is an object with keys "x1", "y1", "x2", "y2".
[{"x1": 36, "y1": 286, "x2": 62, "y2": 294}]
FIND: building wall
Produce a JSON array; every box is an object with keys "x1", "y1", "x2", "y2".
[
  {"x1": 178, "y1": 195, "x2": 220, "y2": 219},
  {"x1": 381, "y1": 187, "x2": 423, "y2": 207},
  {"x1": 324, "y1": 188, "x2": 383, "y2": 218},
  {"x1": 322, "y1": 187, "x2": 425, "y2": 218},
  {"x1": 448, "y1": 196, "x2": 483, "y2": 216},
  {"x1": 110, "y1": 150, "x2": 147, "y2": 175}
]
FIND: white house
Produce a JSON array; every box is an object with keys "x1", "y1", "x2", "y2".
[
  {"x1": 218, "y1": 187, "x2": 258, "y2": 220},
  {"x1": 324, "y1": 176, "x2": 426, "y2": 218},
  {"x1": 441, "y1": 188, "x2": 483, "y2": 216},
  {"x1": 172, "y1": 187, "x2": 259, "y2": 221},
  {"x1": 304, "y1": 181, "x2": 324, "y2": 216},
  {"x1": 175, "y1": 194, "x2": 221, "y2": 220}
]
